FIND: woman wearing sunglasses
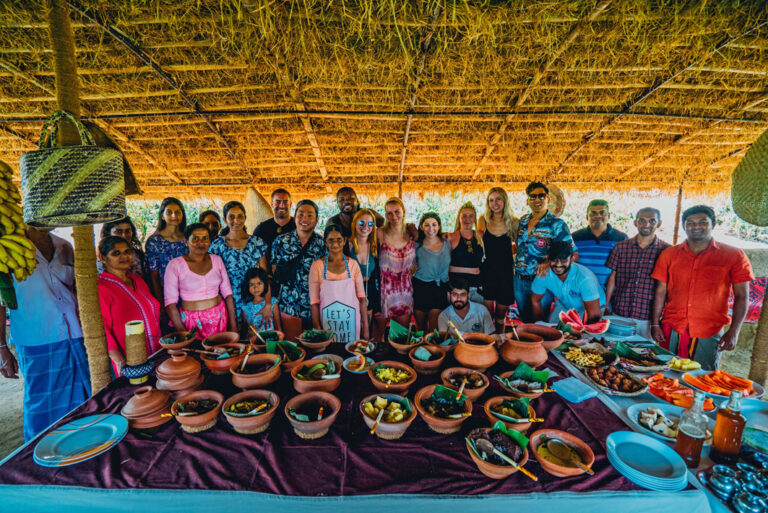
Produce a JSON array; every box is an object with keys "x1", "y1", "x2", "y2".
[{"x1": 347, "y1": 209, "x2": 381, "y2": 338}]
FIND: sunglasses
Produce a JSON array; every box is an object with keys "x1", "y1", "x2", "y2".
[
  {"x1": 528, "y1": 193, "x2": 548, "y2": 200},
  {"x1": 358, "y1": 220, "x2": 375, "y2": 227}
]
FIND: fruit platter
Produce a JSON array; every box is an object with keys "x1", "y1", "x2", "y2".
[
  {"x1": 642, "y1": 373, "x2": 716, "y2": 411},
  {"x1": 683, "y1": 369, "x2": 765, "y2": 399},
  {"x1": 585, "y1": 365, "x2": 648, "y2": 396}
]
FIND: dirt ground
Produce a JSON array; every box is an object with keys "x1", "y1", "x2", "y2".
[{"x1": 0, "y1": 325, "x2": 761, "y2": 461}]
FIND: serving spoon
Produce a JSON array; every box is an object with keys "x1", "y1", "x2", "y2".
[
  {"x1": 546, "y1": 438, "x2": 594, "y2": 475},
  {"x1": 474, "y1": 438, "x2": 537, "y2": 481}
]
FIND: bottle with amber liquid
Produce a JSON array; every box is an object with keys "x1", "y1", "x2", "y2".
[
  {"x1": 711, "y1": 390, "x2": 746, "y2": 464},
  {"x1": 675, "y1": 391, "x2": 708, "y2": 468}
]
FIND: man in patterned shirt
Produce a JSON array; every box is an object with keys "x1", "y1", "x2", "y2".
[
  {"x1": 604, "y1": 207, "x2": 670, "y2": 339},
  {"x1": 514, "y1": 182, "x2": 576, "y2": 323}
]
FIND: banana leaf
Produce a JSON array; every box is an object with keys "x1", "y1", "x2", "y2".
[
  {"x1": 432, "y1": 384, "x2": 467, "y2": 403},
  {"x1": 266, "y1": 340, "x2": 301, "y2": 360},
  {"x1": 511, "y1": 362, "x2": 550, "y2": 385},
  {"x1": 389, "y1": 320, "x2": 423, "y2": 344},
  {"x1": 0, "y1": 272, "x2": 16, "y2": 309},
  {"x1": 612, "y1": 340, "x2": 664, "y2": 364},
  {"x1": 413, "y1": 346, "x2": 433, "y2": 361},
  {"x1": 493, "y1": 420, "x2": 530, "y2": 449}
]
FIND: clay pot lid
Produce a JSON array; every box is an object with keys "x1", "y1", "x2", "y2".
[
  {"x1": 121, "y1": 386, "x2": 171, "y2": 419},
  {"x1": 156, "y1": 353, "x2": 201, "y2": 380}
]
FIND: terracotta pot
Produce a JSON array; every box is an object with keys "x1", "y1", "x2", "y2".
[
  {"x1": 230, "y1": 353, "x2": 281, "y2": 389},
  {"x1": 495, "y1": 369, "x2": 545, "y2": 400},
  {"x1": 440, "y1": 367, "x2": 490, "y2": 402},
  {"x1": 291, "y1": 358, "x2": 342, "y2": 393},
  {"x1": 388, "y1": 335, "x2": 422, "y2": 355},
  {"x1": 359, "y1": 393, "x2": 417, "y2": 440},
  {"x1": 297, "y1": 330, "x2": 334, "y2": 353},
  {"x1": 201, "y1": 343, "x2": 249, "y2": 375},
  {"x1": 156, "y1": 374, "x2": 205, "y2": 399},
  {"x1": 408, "y1": 345, "x2": 445, "y2": 375},
  {"x1": 314, "y1": 353, "x2": 344, "y2": 370},
  {"x1": 483, "y1": 395, "x2": 537, "y2": 434},
  {"x1": 414, "y1": 384, "x2": 473, "y2": 434},
  {"x1": 155, "y1": 353, "x2": 201, "y2": 382},
  {"x1": 158, "y1": 330, "x2": 194, "y2": 350},
  {"x1": 171, "y1": 390, "x2": 224, "y2": 433},
  {"x1": 120, "y1": 386, "x2": 173, "y2": 429},
  {"x1": 422, "y1": 331, "x2": 458, "y2": 353},
  {"x1": 202, "y1": 331, "x2": 240, "y2": 350},
  {"x1": 249, "y1": 330, "x2": 285, "y2": 352},
  {"x1": 368, "y1": 360, "x2": 417, "y2": 394},
  {"x1": 501, "y1": 332, "x2": 547, "y2": 368},
  {"x1": 222, "y1": 389, "x2": 280, "y2": 435},
  {"x1": 529, "y1": 428, "x2": 595, "y2": 477},
  {"x1": 279, "y1": 346, "x2": 307, "y2": 374},
  {"x1": 284, "y1": 391, "x2": 341, "y2": 439},
  {"x1": 516, "y1": 324, "x2": 564, "y2": 351},
  {"x1": 466, "y1": 428, "x2": 530, "y2": 480},
  {"x1": 453, "y1": 333, "x2": 498, "y2": 371}
]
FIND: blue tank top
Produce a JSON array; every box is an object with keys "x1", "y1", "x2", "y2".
[{"x1": 414, "y1": 239, "x2": 451, "y2": 284}]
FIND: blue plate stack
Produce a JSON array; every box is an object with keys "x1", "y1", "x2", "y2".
[
  {"x1": 34, "y1": 414, "x2": 127, "y2": 467},
  {"x1": 607, "y1": 318, "x2": 637, "y2": 338},
  {"x1": 606, "y1": 431, "x2": 688, "y2": 491}
]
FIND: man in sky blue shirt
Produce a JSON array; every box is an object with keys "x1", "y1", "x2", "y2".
[
  {"x1": 531, "y1": 241, "x2": 605, "y2": 324},
  {"x1": 571, "y1": 199, "x2": 627, "y2": 289}
]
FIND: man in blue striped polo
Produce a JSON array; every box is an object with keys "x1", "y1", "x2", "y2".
[{"x1": 571, "y1": 199, "x2": 627, "y2": 289}]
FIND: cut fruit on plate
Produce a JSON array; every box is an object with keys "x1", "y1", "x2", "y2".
[
  {"x1": 683, "y1": 369, "x2": 764, "y2": 399},
  {"x1": 642, "y1": 373, "x2": 716, "y2": 411}
]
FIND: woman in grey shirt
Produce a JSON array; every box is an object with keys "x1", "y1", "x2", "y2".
[{"x1": 412, "y1": 212, "x2": 451, "y2": 331}]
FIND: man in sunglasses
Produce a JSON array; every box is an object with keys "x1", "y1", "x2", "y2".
[
  {"x1": 325, "y1": 187, "x2": 384, "y2": 238},
  {"x1": 571, "y1": 199, "x2": 627, "y2": 289},
  {"x1": 514, "y1": 182, "x2": 576, "y2": 322}
]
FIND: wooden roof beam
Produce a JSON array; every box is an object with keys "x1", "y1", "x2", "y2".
[
  {"x1": 471, "y1": 0, "x2": 612, "y2": 181},
  {"x1": 547, "y1": 18, "x2": 768, "y2": 182},
  {"x1": 398, "y1": 2, "x2": 443, "y2": 197},
  {"x1": 66, "y1": 0, "x2": 252, "y2": 183},
  {"x1": 0, "y1": 57, "x2": 183, "y2": 184}
]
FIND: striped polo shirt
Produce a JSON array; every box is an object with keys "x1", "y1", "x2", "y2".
[{"x1": 571, "y1": 224, "x2": 628, "y2": 289}]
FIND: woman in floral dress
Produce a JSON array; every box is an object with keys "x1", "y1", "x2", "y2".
[{"x1": 377, "y1": 197, "x2": 416, "y2": 326}]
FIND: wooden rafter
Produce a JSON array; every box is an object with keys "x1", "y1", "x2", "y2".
[
  {"x1": 547, "y1": 18, "x2": 768, "y2": 182},
  {"x1": 66, "y1": 0, "x2": 252, "y2": 182},
  {"x1": 471, "y1": 0, "x2": 612, "y2": 181},
  {"x1": 398, "y1": 2, "x2": 443, "y2": 197},
  {"x1": 0, "y1": 57, "x2": 183, "y2": 183}
]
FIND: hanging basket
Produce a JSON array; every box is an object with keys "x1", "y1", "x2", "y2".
[
  {"x1": 732, "y1": 126, "x2": 768, "y2": 226},
  {"x1": 19, "y1": 110, "x2": 126, "y2": 227}
]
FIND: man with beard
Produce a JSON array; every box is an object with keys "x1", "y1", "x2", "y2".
[
  {"x1": 604, "y1": 207, "x2": 670, "y2": 338},
  {"x1": 531, "y1": 241, "x2": 605, "y2": 323},
  {"x1": 255, "y1": 188, "x2": 296, "y2": 251},
  {"x1": 571, "y1": 199, "x2": 627, "y2": 289},
  {"x1": 651, "y1": 205, "x2": 752, "y2": 369},
  {"x1": 437, "y1": 278, "x2": 495, "y2": 334},
  {"x1": 325, "y1": 187, "x2": 384, "y2": 238}
]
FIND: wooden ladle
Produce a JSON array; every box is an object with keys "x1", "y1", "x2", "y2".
[
  {"x1": 546, "y1": 438, "x2": 594, "y2": 475},
  {"x1": 474, "y1": 438, "x2": 537, "y2": 481}
]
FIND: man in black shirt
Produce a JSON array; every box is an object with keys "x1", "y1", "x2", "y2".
[
  {"x1": 325, "y1": 186, "x2": 384, "y2": 238},
  {"x1": 255, "y1": 188, "x2": 297, "y2": 249}
]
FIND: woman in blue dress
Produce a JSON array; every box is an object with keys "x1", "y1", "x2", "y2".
[
  {"x1": 209, "y1": 201, "x2": 269, "y2": 328},
  {"x1": 145, "y1": 197, "x2": 188, "y2": 305}
]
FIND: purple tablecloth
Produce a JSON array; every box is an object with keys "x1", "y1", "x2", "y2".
[{"x1": 0, "y1": 344, "x2": 644, "y2": 496}]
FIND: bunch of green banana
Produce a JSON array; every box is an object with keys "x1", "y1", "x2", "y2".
[{"x1": 0, "y1": 161, "x2": 35, "y2": 284}]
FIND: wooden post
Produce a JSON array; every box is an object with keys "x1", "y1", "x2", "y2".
[
  {"x1": 672, "y1": 183, "x2": 683, "y2": 245},
  {"x1": 749, "y1": 290, "x2": 768, "y2": 385},
  {"x1": 47, "y1": 0, "x2": 111, "y2": 393}
]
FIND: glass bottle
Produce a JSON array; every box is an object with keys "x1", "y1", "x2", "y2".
[
  {"x1": 711, "y1": 390, "x2": 746, "y2": 464},
  {"x1": 675, "y1": 391, "x2": 708, "y2": 468}
]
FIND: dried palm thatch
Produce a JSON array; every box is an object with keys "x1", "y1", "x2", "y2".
[{"x1": 1, "y1": 0, "x2": 768, "y2": 200}]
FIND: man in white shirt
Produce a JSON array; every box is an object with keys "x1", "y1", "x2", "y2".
[{"x1": 437, "y1": 278, "x2": 495, "y2": 334}]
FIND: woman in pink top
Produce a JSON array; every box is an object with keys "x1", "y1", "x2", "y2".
[
  {"x1": 309, "y1": 224, "x2": 369, "y2": 343},
  {"x1": 97, "y1": 236, "x2": 161, "y2": 377},
  {"x1": 164, "y1": 223, "x2": 236, "y2": 338}
]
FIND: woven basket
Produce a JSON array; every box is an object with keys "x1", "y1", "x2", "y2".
[
  {"x1": 732, "y1": 126, "x2": 768, "y2": 226},
  {"x1": 19, "y1": 110, "x2": 125, "y2": 227}
]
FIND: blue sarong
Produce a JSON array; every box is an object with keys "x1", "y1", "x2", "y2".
[{"x1": 15, "y1": 337, "x2": 90, "y2": 441}]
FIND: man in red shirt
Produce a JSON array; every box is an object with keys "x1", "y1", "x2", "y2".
[{"x1": 650, "y1": 205, "x2": 753, "y2": 369}]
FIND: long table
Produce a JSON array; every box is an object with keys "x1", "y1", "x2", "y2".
[{"x1": 0, "y1": 342, "x2": 712, "y2": 513}]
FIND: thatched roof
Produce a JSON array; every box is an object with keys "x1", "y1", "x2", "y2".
[{"x1": 1, "y1": 0, "x2": 768, "y2": 199}]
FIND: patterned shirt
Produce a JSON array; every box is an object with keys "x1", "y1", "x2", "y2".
[
  {"x1": 605, "y1": 235, "x2": 670, "y2": 320},
  {"x1": 144, "y1": 233, "x2": 188, "y2": 281},
  {"x1": 242, "y1": 299, "x2": 275, "y2": 331},
  {"x1": 572, "y1": 224, "x2": 628, "y2": 288},
  {"x1": 271, "y1": 231, "x2": 327, "y2": 321},
  {"x1": 515, "y1": 210, "x2": 574, "y2": 277},
  {"x1": 209, "y1": 235, "x2": 268, "y2": 318}
]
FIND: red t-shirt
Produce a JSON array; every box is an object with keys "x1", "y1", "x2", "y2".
[{"x1": 651, "y1": 239, "x2": 754, "y2": 338}]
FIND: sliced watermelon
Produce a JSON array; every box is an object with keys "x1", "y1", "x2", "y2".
[{"x1": 583, "y1": 319, "x2": 610, "y2": 334}]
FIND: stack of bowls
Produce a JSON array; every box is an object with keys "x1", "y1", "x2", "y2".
[
  {"x1": 704, "y1": 465, "x2": 741, "y2": 503},
  {"x1": 120, "y1": 386, "x2": 173, "y2": 429},
  {"x1": 607, "y1": 318, "x2": 636, "y2": 337},
  {"x1": 155, "y1": 352, "x2": 203, "y2": 397}
]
